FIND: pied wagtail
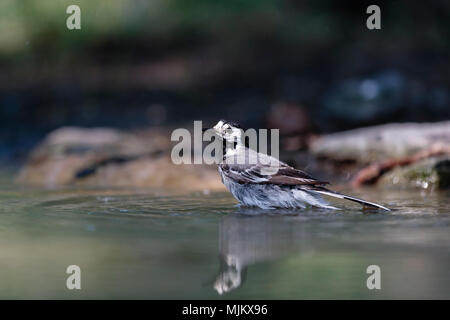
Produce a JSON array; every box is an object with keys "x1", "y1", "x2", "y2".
[{"x1": 208, "y1": 120, "x2": 390, "y2": 211}]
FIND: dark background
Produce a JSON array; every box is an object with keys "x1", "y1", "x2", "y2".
[{"x1": 0, "y1": 0, "x2": 449, "y2": 163}]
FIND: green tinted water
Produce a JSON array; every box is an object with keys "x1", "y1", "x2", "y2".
[{"x1": 0, "y1": 172, "x2": 449, "y2": 299}]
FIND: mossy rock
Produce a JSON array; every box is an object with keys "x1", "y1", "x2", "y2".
[{"x1": 379, "y1": 157, "x2": 450, "y2": 190}]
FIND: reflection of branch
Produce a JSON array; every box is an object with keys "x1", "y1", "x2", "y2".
[{"x1": 351, "y1": 143, "x2": 450, "y2": 187}]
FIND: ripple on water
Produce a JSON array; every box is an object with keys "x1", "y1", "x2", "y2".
[{"x1": 0, "y1": 182, "x2": 449, "y2": 299}]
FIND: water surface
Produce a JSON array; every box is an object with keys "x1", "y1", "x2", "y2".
[{"x1": 0, "y1": 172, "x2": 449, "y2": 299}]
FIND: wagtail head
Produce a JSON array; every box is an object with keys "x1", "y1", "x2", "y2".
[{"x1": 211, "y1": 119, "x2": 244, "y2": 142}]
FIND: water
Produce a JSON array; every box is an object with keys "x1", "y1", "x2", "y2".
[{"x1": 0, "y1": 171, "x2": 449, "y2": 299}]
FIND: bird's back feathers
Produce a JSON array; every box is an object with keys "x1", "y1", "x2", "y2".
[{"x1": 221, "y1": 147, "x2": 328, "y2": 186}]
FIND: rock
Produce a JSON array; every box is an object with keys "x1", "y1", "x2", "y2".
[
  {"x1": 310, "y1": 121, "x2": 450, "y2": 163},
  {"x1": 378, "y1": 156, "x2": 450, "y2": 190},
  {"x1": 16, "y1": 127, "x2": 224, "y2": 191},
  {"x1": 350, "y1": 143, "x2": 450, "y2": 187},
  {"x1": 72, "y1": 155, "x2": 222, "y2": 191}
]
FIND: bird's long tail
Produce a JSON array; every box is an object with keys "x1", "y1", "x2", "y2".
[{"x1": 309, "y1": 188, "x2": 391, "y2": 211}]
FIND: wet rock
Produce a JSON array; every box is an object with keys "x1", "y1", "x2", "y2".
[
  {"x1": 310, "y1": 121, "x2": 450, "y2": 163},
  {"x1": 16, "y1": 127, "x2": 224, "y2": 191},
  {"x1": 378, "y1": 157, "x2": 450, "y2": 190}
]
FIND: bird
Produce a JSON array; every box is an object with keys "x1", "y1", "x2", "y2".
[{"x1": 208, "y1": 119, "x2": 390, "y2": 211}]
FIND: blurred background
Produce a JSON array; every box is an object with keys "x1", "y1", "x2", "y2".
[
  {"x1": 0, "y1": 0, "x2": 450, "y2": 300},
  {"x1": 0, "y1": 0, "x2": 448, "y2": 190},
  {"x1": 1, "y1": 0, "x2": 448, "y2": 156}
]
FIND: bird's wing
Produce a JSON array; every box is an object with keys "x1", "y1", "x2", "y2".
[{"x1": 221, "y1": 154, "x2": 328, "y2": 186}]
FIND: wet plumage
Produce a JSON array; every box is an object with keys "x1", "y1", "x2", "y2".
[{"x1": 212, "y1": 120, "x2": 390, "y2": 211}]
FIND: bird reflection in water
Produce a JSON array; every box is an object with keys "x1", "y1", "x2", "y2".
[{"x1": 213, "y1": 208, "x2": 311, "y2": 294}]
